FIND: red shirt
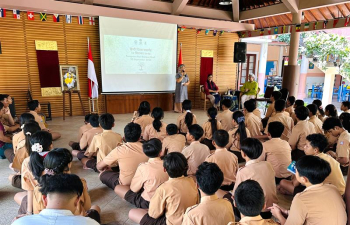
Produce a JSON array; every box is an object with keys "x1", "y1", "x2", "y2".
[{"x1": 204, "y1": 81, "x2": 219, "y2": 96}]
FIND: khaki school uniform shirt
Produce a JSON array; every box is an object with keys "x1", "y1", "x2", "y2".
[
  {"x1": 265, "y1": 102, "x2": 275, "y2": 118},
  {"x1": 228, "y1": 216, "x2": 278, "y2": 225},
  {"x1": 288, "y1": 120, "x2": 316, "y2": 150},
  {"x1": 217, "y1": 109, "x2": 234, "y2": 131},
  {"x1": 226, "y1": 126, "x2": 251, "y2": 152},
  {"x1": 102, "y1": 142, "x2": 148, "y2": 185},
  {"x1": 143, "y1": 122, "x2": 167, "y2": 141},
  {"x1": 285, "y1": 106, "x2": 294, "y2": 116},
  {"x1": 205, "y1": 148, "x2": 238, "y2": 185},
  {"x1": 290, "y1": 112, "x2": 298, "y2": 125},
  {"x1": 149, "y1": 176, "x2": 199, "y2": 225},
  {"x1": 134, "y1": 115, "x2": 154, "y2": 135},
  {"x1": 265, "y1": 112, "x2": 294, "y2": 141},
  {"x1": 316, "y1": 153, "x2": 345, "y2": 195},
  {"x1": 84, "y1": 130, "x2": 123, "y2": 164},
  {"x1": 79, "y1": 127, "x2": 103, "y2": 150},
  {"x1": 285, "y1": 184, "x2": 346, "y2": 225},
  {"x1": 245, "y1": 113, "x2": 263, "y2": 137},
  {"x1": 308, "y1": 115, "x2": 323, "y2": 134},
  {"x1": 21, "y1": 157, "x2": 38, "y2": 191},
  {"x1": 162, "y1": 134, "x2": 186, "y2": 153},
  {"x1": 336, "y1": 130, "x2": 350, "y2": 166},
  {"x1": 78, "y1": 123, "x2": 92, "y2": 141},
  {"x1": 325, "y1": 131, "x2": 338, "y2": 146},
  {"x1": 12, "y1": 144, "x2": 29, "y2": 171},
  {"x1": 130, "y1": 157, "x2": 169, "y2": 201},
  {"x1": 13, "y1": 131, "x2": 25, "y2": 154},
  {"x1": 233, "y1": 160, "x2": 277, "y2": 210},
  {"x1": 202, "y1": 120, "x2": 222, "y2": 140},
  {"x1": 29, "y1": 111, "x2": 46, "y2": 130},
  {"x1": 182, "y1": 195, "x2": 234, "y2": 225},
  {"x1": 177, "y1": 112, "x2": 198, "y2": 134},
  {"x1": 253, "y1": 108, "x2": 261, "y2": 119},
  {"x1": 182, "y1": 141, "x2": 210, "y2": 176},
  {"x1": 262, "y1": 138, "x2": 292, "y2": 178}
]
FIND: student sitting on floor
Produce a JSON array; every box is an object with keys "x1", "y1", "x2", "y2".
[
  {"x1": 128, "y1": 152, "x2": 199, "y2": 225},
  {"x1": 182, "y1": 124, "x2": 210, "y2": 177},
  {"x1": 250, "y1": 100, "x2": 262, "y2": 119},
  {"x1": 285, "y1": 96, "x2": 295, "y2": 116},
  {"x1": 264, "y1": 91, "x2": 282, "y2": 119},
  {"x1": 279, "y1": 134, "x2": 345, "y2": 196},
  {"x1": 290, "y1": 99, "x2": 304, "y2": 125},
  {"x1": 262, "y1": 121, "x2": 292, "y2": 184},
  {"x1": 69, "y1": 114, "x2": 92, "y2": 150},
  {"x1": 312, "y1": 99, "x2": 325, "y2": 121},
  {"x1": 182, "y1": 162, "x2": 235, "y2": 225},
  {"x1": 161, "y1": 124, "x2": 186, "y2": 154},
  {"x1": 322, "y1": 117, "x2": 350, "y2": 175},
  {"x1": 12, "y1": 174, "x2": 100, "y2": 225},
  {"x1": 226, "y1": 111, "x2": 251, "y2": 163},
  {"x1": 0, "y1": 102, "x2": 13, "y2": 159},
  {"x1": 201, "y1": 107, "x2": 222, "y2": 150},
  {"x1": 341, "y1": 101, "x2": 350, "y2": 113},
  {"x1": 306, "y1": 104, "x2": 324, "y2": 134},
  {"x1": 132, "y1": 101, "x2": 154, "y2": 135},
  {"x1": 228, "y1": 180, "x2": 279, "y2": 225},
  {"x1": 114, "y1": 139, "x2": 169, "y2": 209},
  {"x1": 340, "y1": 112, "x2": 350, "y2": 133},
  {"x1": 289, "y1": 106, "x2": 316, "y2": 161},
  {"x1": 206, "y1": 130, "x2": 238, "y2": 191},
  {"x1": 270, "y1": 155, "x2": 347, "y2": 225},
  {"x1": 225, "y1": 138, "x2": 277, "y2": 220},
  {"x1": 325, "y1": 104, "x2": 339, "y2": 119},
  {"x1": 143, "y1": 107, "x2": 167, "y2": 142},
  {"x1": 0, "y1": 94, "x2": 20, "y2": 133},
  {"x1": 217, "y1": 99, "x2": 233, "y2": 132},
  {"x1": 80, "y1": 113, "x2": 123, "y2": 172},
  {"x1": 177, "y1": 100, "x2": 197, "y2": 134},
  {"x1": 243, "y1": 100, "x2": 263, "y2": 137},
  {"x1": 97, "y1": 122, "x2": 149, "y2": 190}
]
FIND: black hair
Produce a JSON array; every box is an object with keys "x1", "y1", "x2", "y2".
[
  {"x1": 295, "y1": 106, "x2": 309, "y2": 120},
  {"x1": 306, "y1": 134, "x2": 328, "y2": 153},
  {"x1": 163, "y1": 152, "x2": 188, "y2": 178},
  {"x1": 0, "y1": 102, "x2": 3, "y2": 109},
  {"x1": 28, "y1": 100, "x2": 40, "y2": 111},
  {"x1": 342, "y1": 101, "x2": 350, "y2": 110},
  {"x1": 295, "y1": 99, "x2": 305, "y2": 107},
  {"x1": 143, "y1": 138, "x2": 162, "y2": 158},
  {"x1": 188, "y1": 124, "x2": 204, "y2": 141},
  {"x1": 152, "y1": 107, "x2": 164, "y2": 132},
  {"x1": 325, "y1": 104, "x2": 338, "y2": 118},
  {"x1": 287, "y1": 96, "x2": 296, "y2": 105},
  {"x1": 244, "y1": 100, "x2": 256, "y2": 112},
  {"x1": 271, "y1": 91, "x2": 282, "y2": 100},
  {"x1": 0, "y1": 94, "x2": 9, "y2": 102},
  {"x1": 24, "y1": 121, "x2": 41, "y2": 155},
  {"x1": 306, "y1": 104, "x2": 318, "y2": 116},
  {"x1": 196, "y1": 162, "x2": 224, "y2": 195},
  {"x1": 207, "y1": 107, "x2": 218, "y2": 137},
  {"x1": 20, "y1": 113, "x2": 35, "y2": 126},
  {"x1": 241, "y1": 138, "x2": 263, "y2": 159},
  {"x1": 268, "y1": 121, "x2": 284, "y2": 138},
  {"x1": 295, "y1": 155, "x2": 331, "y2": 184},
  {"x1": 182, "y1": 100, "x2": 193, "y2": 129},
  {"x1": 89, "y1": 114, "x2": 99, "y2": 127},
  {"x1": 39, "y1": 173, "x2": 83, "y2": 198},
  {"x1": 222, "y1": 99, "x2": 232, "y2": 109},
  {"x1": 312, "y1": 99, "x2": 325, "y2": 116},
  {"x1": 232, "y1": 111, "x2": 247, "y2": 147},
  {"x1": 99, "y1": 113, "x2": 114, "y2": 130},
  {"x1": 84, "y1": 114, "x2": 92, "y2": 123},
  {"x1": 340, "y1": 113, "x2": 350, "y2": 132},
  {"x1": 29, "y1": 131, "x2": 53, "y2": 181},
  {"x1": 124, "y1": 122, "x2": 142, "y2": 142},
  {"x1": 274, "y1": 99, "x2": 286, "y2": 112},
  {"x1": 234, "y1": 180, "x2": 265, "y2": 217},
  {"x1": 322, "y1": 117, "x2": 343, "y2": 131},
  {"x1": 213, "y1": 130, "x2": 229, "y2": 148},
  {"x1": 166, "y1": 124, "x2": 178, "y2": 135},
  {"x1": 138, "y1": 101, "x2": 151, "y2": 117}
]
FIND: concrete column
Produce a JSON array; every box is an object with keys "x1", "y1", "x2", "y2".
[
  {"x1": 258, "y1": 42, "x2": 268, "y2": 94},
  {"x1": 297, "y1": 55, "x2": 308, "y2": 99},
  {"x1": 278, "y1": 46, "x2": 284, "y2": 76},
  {"x1": 282, "y1": 11, "x2": 302, "y2": 96},
  {"x1": 322, "y1": 67, "x2": 338, "y2": 105}
]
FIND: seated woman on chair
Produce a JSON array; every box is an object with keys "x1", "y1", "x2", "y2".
[
  {"x1": 204, "y1": 74, "x2": 220, "y2": 109},
  {"x1": 240, "y1": 73, "x2": 258, "y2": 106}
]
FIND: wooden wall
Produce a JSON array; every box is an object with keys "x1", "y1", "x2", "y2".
[{"x1": 0, "y1": 11, "x2": 104, "y2": 117}]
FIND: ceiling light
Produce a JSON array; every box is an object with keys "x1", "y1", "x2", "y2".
[{"x1": 219, "y1": 0, "x2": 232, "y2": 5}]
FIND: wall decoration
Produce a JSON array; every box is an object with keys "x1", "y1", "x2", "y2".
[{"x1": 60, "y1": 65, "x2": 80, "y2": 91}]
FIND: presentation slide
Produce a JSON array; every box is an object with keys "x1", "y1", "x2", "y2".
[{"x1": 99, "y1": 17, "x2": 177, "y2": 93}]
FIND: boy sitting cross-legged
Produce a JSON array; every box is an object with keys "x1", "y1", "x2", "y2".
[{"x1": 161, "y1": 124, "x2": 186, "y2": 154}]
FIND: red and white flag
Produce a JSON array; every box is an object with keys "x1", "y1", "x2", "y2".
[
  {"x1": 178, "y1": 43, "x2": 183, "y2": 67},
  {"x1": 27, "y1": 11, "x2": 34, "y2": 20},
  {"x1": 88, "y1": 39, "x2": 98, "y2": 99}
]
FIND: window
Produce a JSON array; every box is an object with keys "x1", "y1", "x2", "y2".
[{"x1": 239, "y1": 54, "x2": 256, "y2": 86}]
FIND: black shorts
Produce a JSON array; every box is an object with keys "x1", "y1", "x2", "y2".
[
  {"x1": 124, "y1": 189, "x2": 150, "y2": 209},
  {"x1": 86, "y1": 209, "x2": 100, "y2": 223},
  {"x1": 86, "y1": 158, "x2": 98, "y2": 172},
  {"x1": 99, "y1": 171, "x2": 120, "y2": 190},
  {"x1": 12, "y1": 174, "x2": 22, "y2": 189},
  {"x1": 220, "y1": 182, "x2": 234, "y2": 191},
  {"x1": 140, "y1": 213, "x2": 166, "y2": 225},
  {"x1": 77, "y1": 151, "x2": 86, "y2": 160}
]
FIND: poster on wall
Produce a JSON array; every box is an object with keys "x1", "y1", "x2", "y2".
[{"x1": 60, "y1": 65, "x2": 80, "y2": 91}]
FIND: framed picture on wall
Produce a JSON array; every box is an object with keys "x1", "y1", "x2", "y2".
[{"x1": 59, "y1": 65, "x2": 80, "y2": 91}]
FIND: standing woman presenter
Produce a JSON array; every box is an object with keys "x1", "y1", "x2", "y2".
[{"x1": 174, "y1": 64, "x2": 190, "y2": 113}]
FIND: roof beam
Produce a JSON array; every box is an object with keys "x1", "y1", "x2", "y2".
[
  {"x1": 232, "y1": 0, "x2": 239, "y2": 21},
  {"x1": 172, "y1": 0, "x2": 190, "y2": 15},
  {"x1": 84, "y1": 0, "x2": 94, "y2": 5},
  {"x1": 240, "y1": 4, "x2": 290, "y2": 21},
  {"x1": 299, "y1": 0, "x2": 350, "y2": 11},
  {"x1": 282, "y1": 0, "x2": 299, "y2": 13},
  {"x1": 181, "y1": 5, "x2": 233, "y2": 21}
]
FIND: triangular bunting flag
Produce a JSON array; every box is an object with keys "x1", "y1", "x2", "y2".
[
  {"x1": 89, "y1": 17, "x2": 95, "y2": 25},
  {"x1": 260, "y1": 29, "x2": 264, "y2": 36},
  {"x1": 213, "y1": 30, "x2": 217, "y2": 36},
  {"x1": 13, "y1": 10, "x2": 20, "y2": 19},
  {"x1": 205, "y1": 29, "x2": 210, "y2": 35},
  {"x1": 248, "y1": 31, "x2": 251, "y2": 37},
  {"x1": 267, "y1": 28, "x2": 271, "y2": 35},
  {"x1": 78, "y1": 16, "x2": 84, "y2": 25},
  {"x1": 345, "y1": 17, "x2": 350, "y2": 27},
  {"x1": 219, "y1": 31, "x2": 224, "y2": 36},
  {"x1": 0, "y1": 8, "x2": 6, "y2": 18},
  {"x1": 323, "y1": 20, "x2": 328, "y2": 29},
  {"x1": 313, "y1": 21, "x2": 318, "y2": 30},
  {"x1": 304, "y1": 23, "x2": 309, "y2": 31},
  {"x1": 333, "y1": 19, "x2": 339, "y2": 28},
  {"x1": 27, "y1": 11, "x2": 34, "y2": 20},
  {"x1": 66, "y1": 15, "x2": 71, "y2": 23},
  {"x1": 40, "y1": 13, "x2": 47, "y2": 21},
  {"x1": 53, "y1": 14, "x2": 60, "y2": 22},
  {"x1": 274, "y1": 27, "x2": 278, "y2": 34},
  {"x1": 296, "y1": 24, "x2": 301, "y2": 32}
]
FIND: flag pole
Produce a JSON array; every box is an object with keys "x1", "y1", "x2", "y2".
[{"x1": 88, "y1": 37, "x2": 95, "y2": 113}]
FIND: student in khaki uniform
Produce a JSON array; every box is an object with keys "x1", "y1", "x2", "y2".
[
  {"x1": 341, "y1": 101, "x2": 350, "y2": 113},
  {"x1": 97, "y1": 123, "x2": 149, "y2": 190},
  {"x1": 262, "y1": 122, "x2": 292, "y2": 184},
  {"x1": 27, "y1": 100, "x2": 61, "y2": 141},
  {"x1": 182, "y1": 162, "x2": 234, "y2": 225},
  {"x1": 323, "y1": 117, "x2": 350, "y2": 175},
  {"x1": 69, "y1": 114, "x2": 92, "y2": 150},
  {"x1": 201, "y1": 107, "x2": 222, "y2": 150},
  {"x1": 285, "y1": 96, "x2": 295, "y2": 116},
  {"x1": 162, "y1": 124, "x2": 186, "y2": 154},
  {"x1": 243, "y1": 100, "x2": 263, "y2": 137},
  {"x1": 143, "y1": 107, "x2": 167, "y2": 142},
  {"x1": 290, "y1": 100, "x2": 304, "y2": 125},
  {"x1": 228, "y1": 180, "x2": 279, "y2": 225},
  {"x1": 0, "y1": 102, "x2": 13, "y2": 159},
  {"x1": 80, "y1": 113, "x2": 122, "y2": 172},
  {"x1": 132, "y1": 101, "x2": 154, "y2": 135},
  {"x1": 182, "y1": 124, "x2": 210, "y2": 176},
  {"x1": 306, "y1": 104, "x2": 323, "y2": 134},
  {"x1": 0, "y1": 94, "x2": 20, "y2": 133},
  {"x1": 312, "y1": 99, "x2": 325, "y2": 120},
  {"x1": 205, "y1": 130, "x2": 238, "y2": 191},
  {"x1": 217, "y1": 99, "x2": 234, "y2": 131},
  {"x1": 129, "y1": 152, "x2": 199, "y2": 225},
  {"x1": 264, "y1": 91, "x2": 282, "y2": 119},
  {"x1": 289, "y1": 106, "x2": 316, "y2": 161},
  {"x1": 340, "y1": 112, "x2": 350, "y2": 133},
  {"x1": 115, "y1": 139, "x2": 169, "y2": 209},
  {"x1": 177, "y1": 100, "x2": 197, "y2": 134},
  {"x1": 270, "y1": 155, "x2": 347, "y2": 225}
]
